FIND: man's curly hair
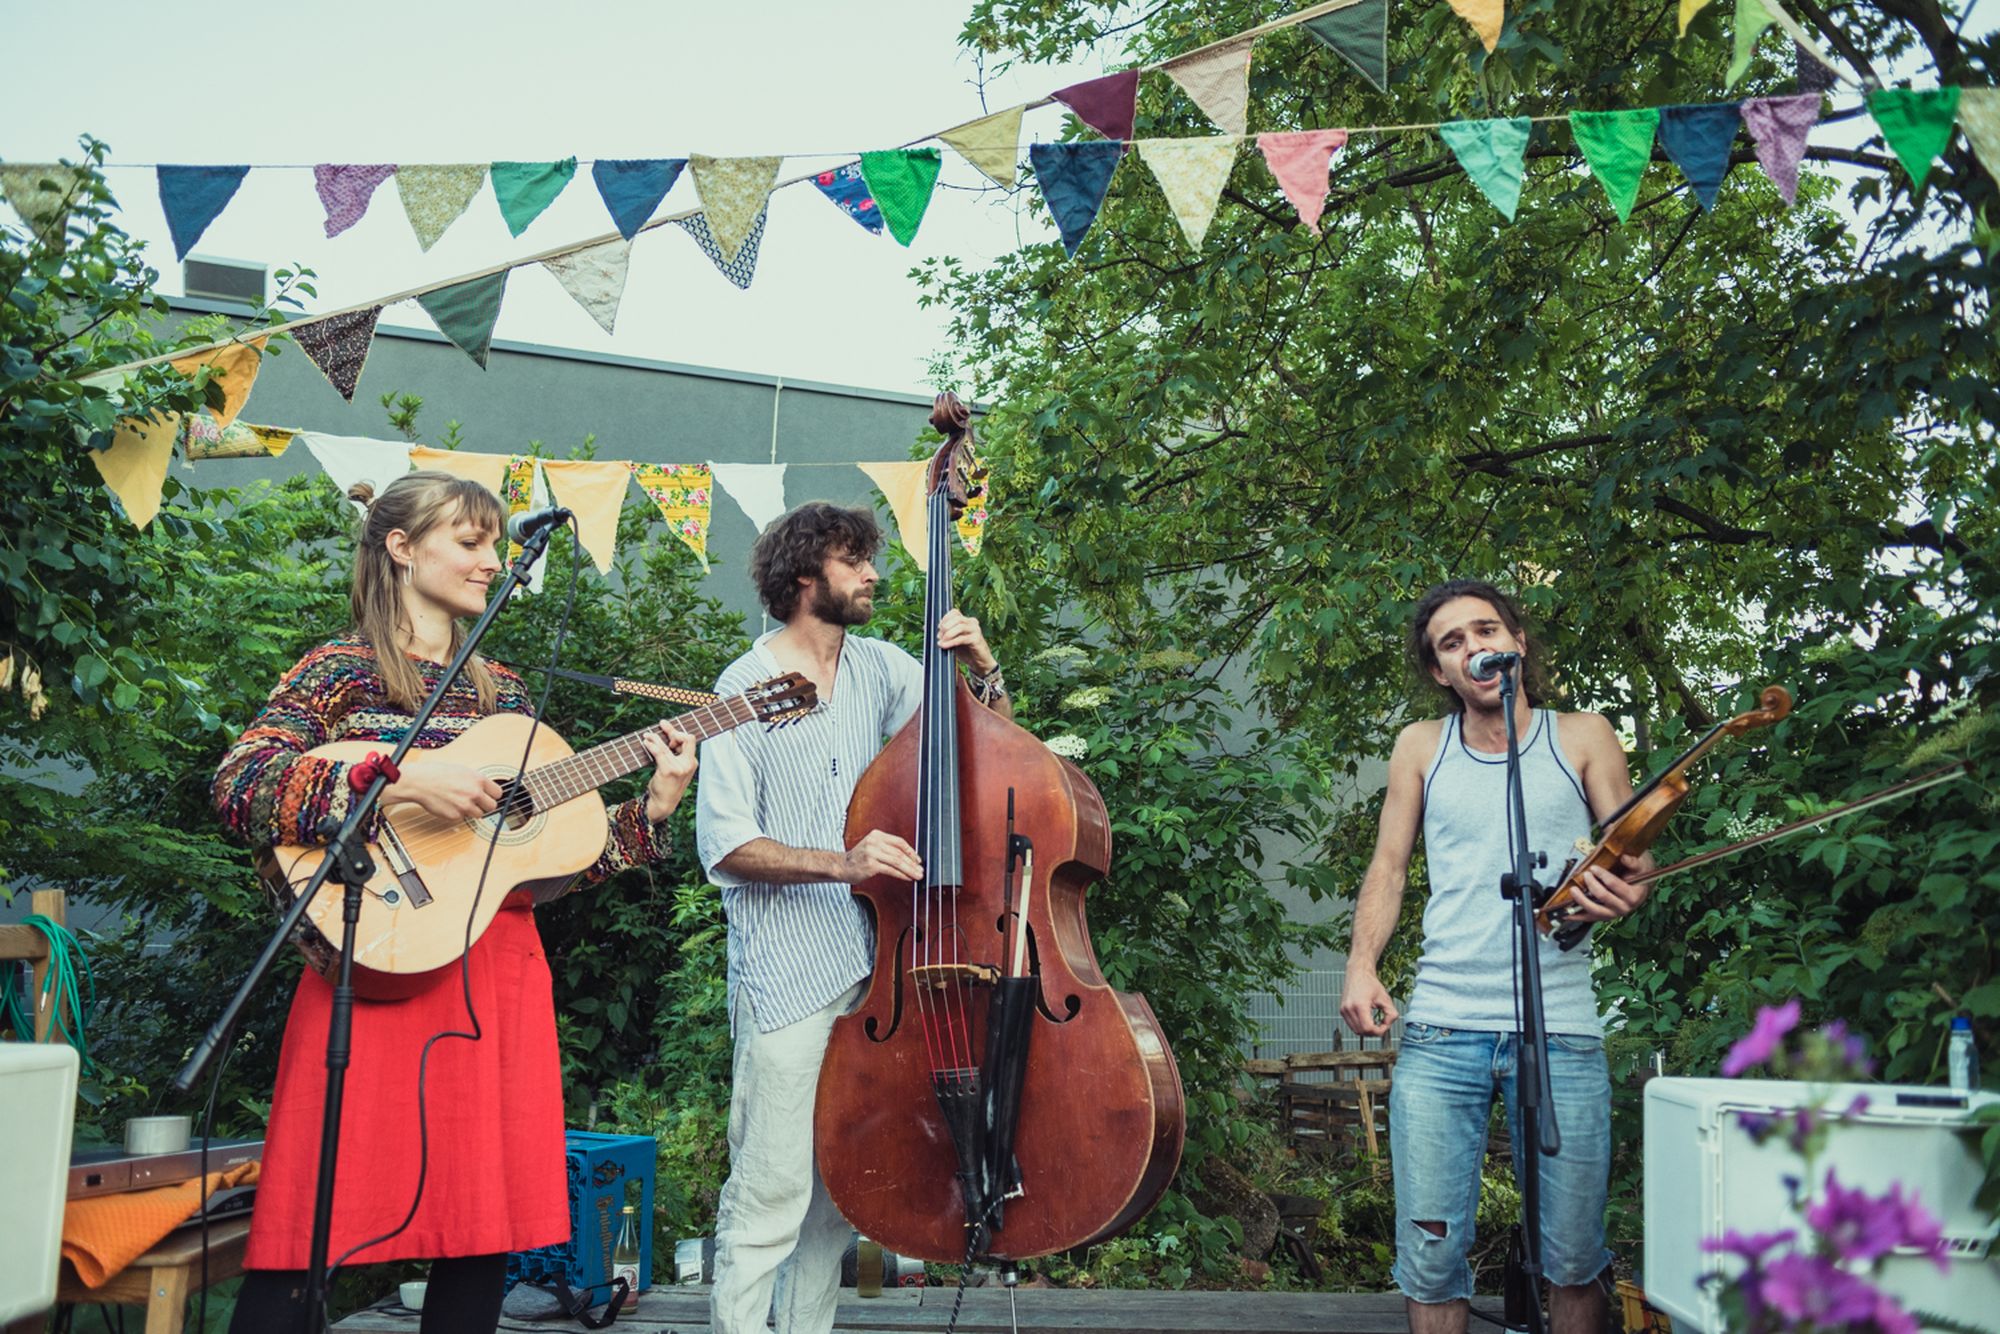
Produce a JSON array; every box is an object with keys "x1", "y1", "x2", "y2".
[{"x1": 751, "y1": 502, "x2": 882, "y2": 622}]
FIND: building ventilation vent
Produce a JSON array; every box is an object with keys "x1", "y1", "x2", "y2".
[{"x1": 182, "y1": 256, "x2": 265, "y2": 307}]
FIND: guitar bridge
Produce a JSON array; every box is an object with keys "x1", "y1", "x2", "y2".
[{"x1": 377, "y1": 816, "x2": 433, "y2": 907}]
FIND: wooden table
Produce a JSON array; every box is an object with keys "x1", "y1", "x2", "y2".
[{"x1": 28, "y1": 1216, "x2": 253, "y2": 1334}]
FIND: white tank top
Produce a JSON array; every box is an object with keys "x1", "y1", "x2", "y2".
[{"x1": 1402, "y1": 709, "x2": 1603, "y2": 1035}]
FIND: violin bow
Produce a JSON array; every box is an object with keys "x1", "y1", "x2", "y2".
[{"x1": 1630, "y1": 758, "x2": 1975, "y2": 889}]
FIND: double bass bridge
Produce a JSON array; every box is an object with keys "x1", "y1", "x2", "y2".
[{"x1": 908, "y1": 962, "x2": 1001, "y2": 991}]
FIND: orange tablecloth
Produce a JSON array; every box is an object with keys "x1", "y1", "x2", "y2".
[{"x1": 61, "y1": 1160, "x2": 260, "y2": 1287}]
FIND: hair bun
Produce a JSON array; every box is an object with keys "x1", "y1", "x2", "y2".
[{"x1": 347, "y1": 481, "x2": 376, "y2": 508}]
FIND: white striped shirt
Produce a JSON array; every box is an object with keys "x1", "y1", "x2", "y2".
[{"x1": 695, "y1": 630, "x2": 922, "y2": 1033}]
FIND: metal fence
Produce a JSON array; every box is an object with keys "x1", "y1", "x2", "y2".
[{"x1": 1242, "y1": 968, "x2": 1403, "y2": 1065}]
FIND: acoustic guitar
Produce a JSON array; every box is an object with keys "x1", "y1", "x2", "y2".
[{"x1": 261, "y1": 673, "x2": 815, "y2": 999}]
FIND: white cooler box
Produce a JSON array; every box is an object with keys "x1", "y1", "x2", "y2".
[
  {"x1": 0, "y1": 1042, "x2": 79, "y2": 1324},
  {"x1": 1645, "y1": 1076, "x2": 2000, "y2": 1332}
]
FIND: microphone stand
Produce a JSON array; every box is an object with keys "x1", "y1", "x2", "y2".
[
  {"x1": 174, "y1": 524, "x2": 559, "y2": 1333},
  {"x1": 1496, "y1": 660, "x2": 1559, "y2": 1334}
]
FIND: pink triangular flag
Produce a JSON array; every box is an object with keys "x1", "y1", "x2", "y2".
[
  {"x1": 1053, "y1": 70, "x2": 1141, "y2": 144},
  {"x1": 1741, "y1": 93, "x2": 1821, "y2": 205},
  {"x1": 314, "y1": 164, "x2": 397, "y2": 238},
  {"x1": 1256, "y1": 129, "x2": 1349, "y2": 234}
]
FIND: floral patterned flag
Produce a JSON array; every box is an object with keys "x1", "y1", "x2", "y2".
[
  {"x1": 395, "y1": 164, "x2": 489, "y2": 252},
  {"x1": 292, "y1": 306, "x2": 382, "y2": 401},
  {"x1": 811, "y1": 162, "x2": 885, "y2": 234},
  {"x1": 629, "y1": 462, "x2": 713, "y2": 570},
  {"x1": 688, "y1": 154, "x2": 783, "y2": 263},
  {"x1": 1, "y1": 163, "x2": 86, "y2": 247},
  {"x1": 181, "y1": 411, "x2": 293, "y2": 460},
  {"x1": 314, "y1": 164, "x2": 397, "y2": 238},
  {"x1": 1163, "y1": 38, "x2": 1253, "y2": 137},
  {"x1": 542, "y1": 239, "x2": 633, "y2": 334},
  {"x1": 503, "y1": 453, "x2": 537, "y2": 565},
  {"x1": 1134, "y1": 137, "x2": 1239, "y2": 249},
  {"x1": 957, "y1": 457, "x2": 990, "y2": 557}
]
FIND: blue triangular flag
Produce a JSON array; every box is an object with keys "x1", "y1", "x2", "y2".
[
  {"x1": 1657, "y1": 103, "x2": 1743, "y2": 212},
  {"x1": 592, "y1": 158, "x2": 685, "y2": 240},
  {"x1": 1028, "y1": 141, "x2": 1124, "y2": 257},
  {"x1": 158, "y1": 165, "x2": 250, "y2": 259}
]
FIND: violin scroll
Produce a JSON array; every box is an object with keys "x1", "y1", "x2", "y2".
[{"x1": 1723, "y1": 685, "x2": 1792, "y2": 736}]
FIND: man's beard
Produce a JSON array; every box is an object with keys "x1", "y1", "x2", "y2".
[{"x1": 810, "y1": 582, "x2": 873, "y2": 627}]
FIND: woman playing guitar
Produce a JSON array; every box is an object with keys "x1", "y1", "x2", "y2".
[{"x1": 210, "y1": 470, "x2": 698, "y2": 1334}]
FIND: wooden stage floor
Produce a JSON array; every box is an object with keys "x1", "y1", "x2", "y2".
[{"x1": 333, "y1": 1283, "x2": 1506, "y2": 1333}]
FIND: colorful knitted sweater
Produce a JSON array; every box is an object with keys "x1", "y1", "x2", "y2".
[{"x1": 213, "y1": 638, "x2": 668, "y2": 887}]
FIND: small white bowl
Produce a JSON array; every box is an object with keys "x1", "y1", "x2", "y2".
[{"x1": 399, "y1": 1280, "x2": 426, "y2": 1310}]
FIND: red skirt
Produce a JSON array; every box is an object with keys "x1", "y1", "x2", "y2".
[{"x1": 244, "y1": 902, "x2": 570, "y2": 1268}]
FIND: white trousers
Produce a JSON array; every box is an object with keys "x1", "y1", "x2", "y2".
[{"x1": 709, "y1": 981, "x2": 862, "y2": 1334}]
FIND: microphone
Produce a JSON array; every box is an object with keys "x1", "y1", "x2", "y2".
[
  {"x1": 506, "y1": 505, "x2": 573, "y2": 544},
  {"x1": 1468, "y1": 650, "x2": 1520, "y2": 682}
]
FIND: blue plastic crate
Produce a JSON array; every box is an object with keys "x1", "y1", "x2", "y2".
[{"x1": 506, "y1": 1131, "x2": 656, "y2": 1301}]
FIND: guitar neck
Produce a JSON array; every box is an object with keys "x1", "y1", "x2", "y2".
[{"x1": 526, "y1": 696, "x2": 753, "y2": 808}]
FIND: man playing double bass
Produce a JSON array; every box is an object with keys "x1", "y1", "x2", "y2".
[
  {"x1": 1339, "y1": 580, "x2": 1651, "y2": 1334},
  {"x1": 694, "y1": 501, "x2": 1010, "y2": 1334}
]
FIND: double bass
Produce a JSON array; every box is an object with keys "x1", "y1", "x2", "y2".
[{"x1": 813, "y1": 395, "x2": 1185, "y2": 1264}]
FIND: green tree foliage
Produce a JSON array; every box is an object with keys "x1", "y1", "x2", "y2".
[{"x1": 935, "y1": 0, "x2": 2000, "y2": 1270}]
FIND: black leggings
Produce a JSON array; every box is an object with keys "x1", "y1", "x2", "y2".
[{"x1": 228, "y1": 1252, "x2": 508, "y2": 1334}]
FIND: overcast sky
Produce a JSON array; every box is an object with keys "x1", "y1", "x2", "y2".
[{"x1": 0, "y1": 1, "x2": 1114, "y2": 395}]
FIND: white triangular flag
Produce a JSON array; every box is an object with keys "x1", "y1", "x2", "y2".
[
  {"x1": 1135, "y1": 137, "x2": 1239, "y2": 249},
  {"x1": 542, "y1": 238, "x2": 633, "y2": 335},
  {"x1": 299, "y1": 433, "x2": 417, "y2": 510},
  {"x1": 1163, "y1": 38, "x2": 1253, "y2": 136},
  {"x1": 710, "y1": 462, "x2": 789, "y2": 534}
]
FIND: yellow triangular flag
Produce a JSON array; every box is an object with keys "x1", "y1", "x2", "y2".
[
  {"x1": 628, "y1": 462, "x2": 712, "y2": 571},
  {"x1": 408, "y1": 446, "x2": 509, "y2": 496},
  {"x1": 1135, "y1": 137, "x2": 1239, "y2": 250},
  {"x1": 1447, "y1": 0, "x2": 1504, "y2": 52},
  {"x1": 940, "y1": 106, "x2": 1026, "y2": 188},
  {"x1": 540, "y1": 459, "x2": 632, "y2": 575},
  {"x1": 169, "y1": 338, "x2": 265, "y2": 430},
  {"x1": 858, "y1": 460, "x2": 932, "y2": 573},
  {"x1": 688, "y1": 155, "x2": 783, "y2": 263},
  {"x1": 1679, "y1": 0, "x2": 1715, "y2": 34},
  {"x1": 1163, "y1": 38, "x2": 1253, "y2": 136},
  {"x1": 93, "y1": 414, "x2": 180, "y2": 528}
]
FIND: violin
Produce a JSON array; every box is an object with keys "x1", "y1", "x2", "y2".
[
  {"x1": 1537, "y1": 686, "x2": 1793, "y2": 946},
  {"x1": 812, "y1": 395, "x2": 1185, "y2": 1264}
]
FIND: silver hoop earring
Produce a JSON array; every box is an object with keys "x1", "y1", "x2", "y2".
[{"x1": 401, "y1": 564, "x2": 412, "y2": 586}]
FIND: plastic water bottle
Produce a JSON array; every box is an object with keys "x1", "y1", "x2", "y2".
[{"x1": 1949, "y1": 1016, "x2": 1980, "y2": 1091}]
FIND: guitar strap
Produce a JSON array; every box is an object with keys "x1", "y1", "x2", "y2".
[{"x1": 523, "y1": 665, "x2": 721, "y2": 708}]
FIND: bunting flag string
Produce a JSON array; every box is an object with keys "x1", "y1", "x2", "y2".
[{"x1": 65, "y1": 0, "x2": 1975, "y2": 396}]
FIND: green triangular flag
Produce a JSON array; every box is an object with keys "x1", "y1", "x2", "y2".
[
  {"x1": 417, "y1": 270, "x2": 510, "y2": 368},
  {"x1": 1867, "y1": 87, "x2": 1962, "y2": 190},
  {"x1": 1570, "y1": 108, "x2": 1661, "y2": 223},
  {"x1": 1302, "y1": 0, "x2": 1388, "y2": 94},
  {"x1": 1438, "y1": 117, "x2": 1533, "y2": 220},
  {"x1": 859, "y1": 148, "x2": 944, "y2": 247},
  {"x1": 1727, "y1": 0, "x2": 1776, "y2": 88},
  {"x1": 490, "y1": 158, "x2": 578, "y2": 237}
]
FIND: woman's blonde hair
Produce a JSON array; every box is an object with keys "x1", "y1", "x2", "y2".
[{"x1": 347, "y1": 470, "x2": 506, "y2": 713}]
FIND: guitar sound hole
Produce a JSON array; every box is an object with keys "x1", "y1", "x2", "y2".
[{"x1": 496, "y1": 781, "x2": 536, "y2": 831}]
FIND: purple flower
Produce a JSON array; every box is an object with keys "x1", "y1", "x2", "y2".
[
  {"x1": 1723, "y1": 999, "x2": 1802, "y2": 1076},
  {"x1": 1872, "y1": 1289, "x2": 1920, "y2": 1334},
  {"x1": 1820, "y1": 1019, "x2": 1874, "y2": 1076},
  {"x1": 1786, "y1": 1105, "x2": 1822, "y2": 1153},
  {"x1": 1759, "y1": 1252, "x2": 1883, "y2": 1325},
  {"x1": 1701, "y1": 1228, "x2": 1796, "y2": 1261},
  {"x1": 1807, "y1": 1171, "x2": 1909, "y2": 1263}
]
